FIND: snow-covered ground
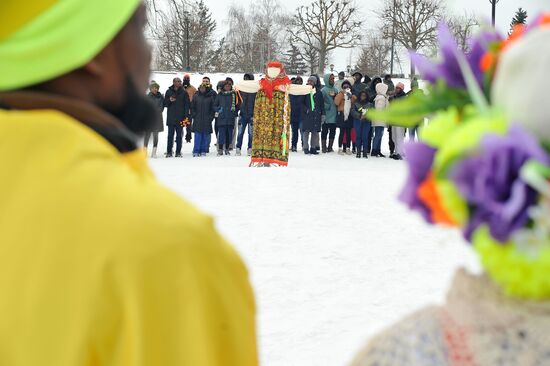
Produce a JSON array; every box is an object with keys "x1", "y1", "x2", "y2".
[{"x1": 148, "y1": 130, "x2": 481, "y2": 365}]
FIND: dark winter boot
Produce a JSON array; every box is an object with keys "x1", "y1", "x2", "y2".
[
  {"x1": 217, "y1": 144, "x2": 223, "y2": 156},
  {"x1": 225, "y1": 143, "x2": 231, "y2": 155},
  {"x1": 352, "y1": 143, "x2": 356, "y2": 154},
  {"x1": 321, "y1": 139, "x2": 327, "y2": 154},
  {"x1": 356, "y1": 151, "x2": 362, "y2": 159},
  {"x1": 363, "y1": 150, "x2": 369, "y2": 159},
  {"x1": 310, "y1": 148, "x2": 319, "y2": 155},
  {"x1": 327, "y1": 138, "x2": 335, "y2": 153}
]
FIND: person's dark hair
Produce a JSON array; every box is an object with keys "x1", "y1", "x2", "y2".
[
  {"x1": 358, "y1": 89, "x2": 368, "y2": 100},
  {"x1": 338, "y1": 71, "x2": 345, "y2": 77},
  {"x1": 225, "y1": 77, "x2": 234, "y2": 85},
  {"x1": 341, "y1": 80, "x2": 352, "y2": 90},
  {"x1": 293, "y1": 76, "x2": 303, "y2": 85},
  {"x1": 243, "y1": 73, "x2": 254, "y2": 81},
  {"x1": 384, "y1": 74, "x2": 392, "y2": 80},
  {"x1": 363, "y1": 75, "x2": 372, "y2": 84},
  {"x1": 202, "y1": 76, "x2": 211, "y2": 82}
]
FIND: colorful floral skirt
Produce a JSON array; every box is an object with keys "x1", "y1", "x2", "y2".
[{"x1": 251, "y1": 90, "x2": 290, "y2": 167}]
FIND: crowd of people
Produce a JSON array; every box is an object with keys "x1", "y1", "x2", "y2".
[{"x1": 144, "y1": 71, "x2": 423, "y2": 160}]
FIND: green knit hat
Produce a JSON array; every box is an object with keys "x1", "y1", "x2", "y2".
[{"x1": 0, "y1": 0, "x2": 140, "y2": 91}]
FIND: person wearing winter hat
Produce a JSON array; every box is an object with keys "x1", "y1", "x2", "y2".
[
  {"x1": 334, "y1": 80, "x2": 356, "y2": 154},
  {"x1": 145, "y1": 80, "x2": 164, "y2": 158},
  {"x1": 334, "y1": 71, "x2": 346, "y2": 92},
  {"x1": 350, "y1": 89, "x2": 372, "y2": 158},
  {"x1": 0, "y1": 2, "x2": 258, "y2": 366},
  {"x1": 352, "y1": 71, "x2": 368, "y2": 96},
  {"x1": 321, "y1": 73, "x2": 339, "y2": 153},
  {"x1": 301, "y1": 75, "x2": 325, "y2": 155},
  {"x1": 191, "y1": 81, "x2": 216, "y2": 157},
  {"x1": 383, "y1": 74, "x2": 395, "y2": 95},
  {"x1": 214, "y1": 80, "x2": 240, "y2": 155},
  {"x1": 372, "y1": 82, "x2": 390, "y2": 157}
]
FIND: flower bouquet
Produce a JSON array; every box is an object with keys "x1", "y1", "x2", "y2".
[{"x1": 368, "y1": 15, "x2": 550, "y2": 299}]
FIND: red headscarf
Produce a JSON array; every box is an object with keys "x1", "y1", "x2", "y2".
[{"x1": 259, "y1": 61, "x2": 291, "y2": 100}]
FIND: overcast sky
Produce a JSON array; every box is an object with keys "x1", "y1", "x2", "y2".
[{"x1": 161, "y1": 0, "x2": 550, "y2": 73}]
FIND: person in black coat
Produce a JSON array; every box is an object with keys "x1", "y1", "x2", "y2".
[
  {"x1": 290, "y1": 76, "x2": 305, "y2": 152},
  {"x1": 301, "y1": 75, "x2": 325, "y2": 155},
  {"x1": 164, "y1": 77, "x2": 191, "y2": 157},
  {"x1": 145, "y1": 80, "x2": 164, "y2": 158},
  {"x1": 236, "y1": 73, "x2": 256, "y2": 156},
  {"x1": 191, "y1": 82, "x2": 216, "y2": 157},
  {"x1": 352, "y1": 72, "x2": 367, "y2": 96},
  {"x1": 214, "y1": 81, "x2": 239, "y2": 155},
  {"x1": 201, "y1": 76, "x2": 217, "y2": 151}
]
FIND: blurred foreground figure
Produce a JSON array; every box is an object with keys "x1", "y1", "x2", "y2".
[
  {"x1": 351, "y1": 16, "x2": 550, "y2": 366},
  {"x1": 0, "y1": 1, "x2": 257, "y2": 365}
]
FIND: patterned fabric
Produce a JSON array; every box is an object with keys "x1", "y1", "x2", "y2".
[
  {"x1": 351, "y1": 269, "x2": 550, "y2": 366},
  {"x1": 251, "y1": 89, "x2": 290, "y2": 167}
]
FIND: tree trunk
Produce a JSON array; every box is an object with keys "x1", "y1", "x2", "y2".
[
  {"x1": 318, "y1": 48, "x2": 327, "y2": 75},
  {"x1": 410, "y1": 58, "x2": 416, "y2": 77}
]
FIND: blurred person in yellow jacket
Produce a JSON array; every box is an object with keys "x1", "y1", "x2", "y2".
[{"x1": 0, "y1": 1, "x2": 258, "y2": 366}]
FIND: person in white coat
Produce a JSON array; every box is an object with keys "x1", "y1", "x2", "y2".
[{"x1": 371, "y1": 82, "x2": 389, "y2": 157}]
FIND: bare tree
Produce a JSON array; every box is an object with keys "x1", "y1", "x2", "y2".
[
  {"x1": 150, "y1": 0, "x2": 216, "y2": 72},
  {"x1": 289, "y1": 0, "x2": 361, "y2": 74},
  {"x1": 378, "y1": 0, "x2": 444, "y2": 76},
  {"x1": 355, "y1": 32, "x2": 392, "y2": 77},
  {"x1": 447, "y1": 12, "x2": 479, "y2": 52},
  {"x1": 223, "y1": 0, "x2": 289, "y2": 73}
]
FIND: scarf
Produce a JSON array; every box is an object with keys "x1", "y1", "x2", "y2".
[{"x1": 344, "y1": 93, "x2": 352, "y2": 120}]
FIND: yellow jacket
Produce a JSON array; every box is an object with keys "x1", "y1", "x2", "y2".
[{"x1": 0, "y1": 97, "x2": 258, "y2": 366}]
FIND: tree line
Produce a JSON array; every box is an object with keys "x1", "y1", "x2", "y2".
[{"x1": 145, "y1": 0, "x2": 528, "y2": 77}]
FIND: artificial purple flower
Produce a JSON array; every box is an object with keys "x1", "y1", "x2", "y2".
[
  {"x1": 450, "y1": 125, "x2": 550, "y2": 243},
  {"x1": 410, "y1": 23, "x2": 501, "y2": 89},
  {"x1": 398, "y1": 142, "x2": 437, "y2": 223}
]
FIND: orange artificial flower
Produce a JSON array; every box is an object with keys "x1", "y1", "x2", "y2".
[{"x1": 417, "y1": 173, "x2": 458, "y2": 227}]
